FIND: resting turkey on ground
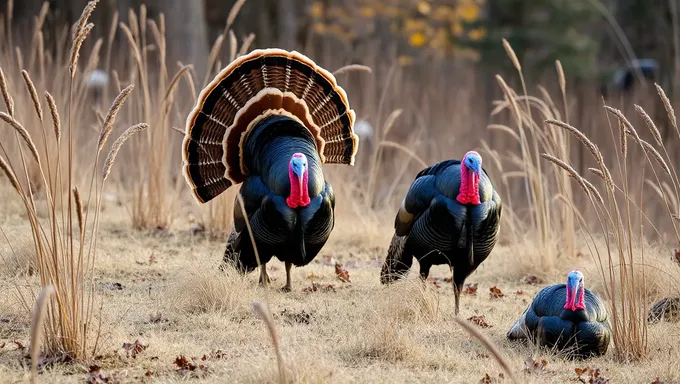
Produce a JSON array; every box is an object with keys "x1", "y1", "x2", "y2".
[
  {"x1": 379, "y1": 152, "x2": 503, "y2": 315},
  {"x1": 507, "y1": 269, "x2": 611, "y2": 359},
  {"x1": 181, "y1": 48, "x2": 359, "y2": 291}
]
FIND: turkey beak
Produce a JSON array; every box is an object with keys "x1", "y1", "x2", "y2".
[{"x1": 294, "y1": 167, "x2": 305, "y2": 195}]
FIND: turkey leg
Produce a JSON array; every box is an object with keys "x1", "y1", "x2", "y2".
[
  {"x1": 453, "y1": 281, "x2": 463, "y2": 316},
  {"x1": 281, "y1": 262, "x2": 293, "y2": 292},
  {"x1": 419, "y1": 263, "x2": 431, "y2": 286},
  {"x1": 259, "y1": 264, "x2": 270, "y2": 287}
]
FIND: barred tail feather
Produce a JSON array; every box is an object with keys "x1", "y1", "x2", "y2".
[
  {"x1": 380, "y1": 234, "x2": 412, "y2": 284},
  {"x1": 182, "y1": 48, "x2": 359, "y2": 204}
]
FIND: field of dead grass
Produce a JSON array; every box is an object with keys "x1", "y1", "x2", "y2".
[{"x1": 1, "y1": 184, "x2": 679, "y2": 384}]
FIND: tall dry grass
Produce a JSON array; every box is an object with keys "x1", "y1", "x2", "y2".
[
  {"x1": 539, "y1": 80, "x2": 680, "y2": 361},
  {"x1": 483, "y1": 40, "x2": 577, "y2": 267},
  {"x1": 0, "y1": 0, "x2": 147, "y2": 360}
]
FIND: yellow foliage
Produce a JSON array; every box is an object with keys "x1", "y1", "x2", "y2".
[
  {"x1": 456, "y1": 3, "x2": 481, "y2": 22},
  {"x1": 359, "y1": 6, "x2": 375, "y2": 18},
  {"x1": 405, "y1": 18, "x2": 427, "y2": 32},
  {"x1": 408, "y1": 31, "x2": 427, "y2": 47},
  {"x1": 451, "y1": 22, "x2": 463, "y2": 36},
  {"x1": 468, "y1": 27, "x2": 487, "y2": 41},
  {"x1": 307, "y1": 0, "x2": 486, "y2": 60},
  {"x1": 313, "y1": 23, "x2": 326, "y2": 34},
  {"x1": 398, "y1": 55, "x2": 415, "y2": 66},
  {"x1": 310, "y1": 1, "x2": 324, "y2": 18},
  {"x1": 417, "y1": 1, "x2": 432, "y2": 15}
]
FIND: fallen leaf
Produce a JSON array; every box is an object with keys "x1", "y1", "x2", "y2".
[
  {"x1": 12, "y1": 340, "x2": 25, "y2": 350},
  {"x1": 467, "y1": 315, "x2": 491, "y2": 328},
  {"x1": 478, "y1": 373, "x2": 504, "y2": 383},
  {"x1": 515, "y1": 290, "x2": 524, "y2": 295},
  {"x1": 335, "y1": 263, "x2": 351, "y2": 283},
  {"x1": 575, "y1": 366, "x2": 610, "y2": 384},
  {"x1": 432, "y1": 281, "x2": 441, "y2": 289},
  {"x1": 463, "y1": 283, "x2": 478, "y2": 295},
  {"x1": 145, "y1": 371, "x2": 153, "y2": 377},
  {"x1": 86, "y1": 365, "x2": 109, "y2": 384},
  {"x1": 520, "y1": 275, "x2": 544, "y2": 285},
  {"x1": 303, "y1": 282, "x2": 336, "y2": 293},
  {"x1": 674, "y1": 249, "x2": 680, "y2": 266},
  {"x1": 122, "y1": 340, "x2": 147, "y2": 359},
  {"x1": 174, "y1": 355, "x2": 209, "y2": 376},
  {"x1": 523, "y1": 356, "x2": 547, "y2": 373},
  {"x1": 489, "y1": 286, "x2": 504, "y2": 299}
]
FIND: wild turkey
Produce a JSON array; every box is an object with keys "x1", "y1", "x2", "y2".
[
  {"x1": 507, "y1": 270, "x2": 611, "y2": 358},
  {"x1": 379, "y1": 152, "x2": 502, "y2": 315},
  {"x1": 182, "y1": 49, "x2": 359, "y2": 291}
]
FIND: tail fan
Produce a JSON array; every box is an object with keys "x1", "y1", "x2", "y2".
[{"x1": 182, "y1": 48, "x2": 359, "y2": 204}]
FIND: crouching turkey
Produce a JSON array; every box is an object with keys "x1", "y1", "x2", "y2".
[
  {"x1": 379, "y1": 152, "x2": 502, "y2": 315},
  {"x1": 507, "y1": 270, "x2": 611, "y2": 358},
  {"x1": 182, "y1": 49, "x2": 359, "y2": 291}
]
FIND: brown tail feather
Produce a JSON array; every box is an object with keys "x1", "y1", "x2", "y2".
[
  {"x1": 182, "y1": 48, "x2": 358, "y2": 204},
  {"x1": 380, "y1": 234, "x2": 412, "y2": 284}
]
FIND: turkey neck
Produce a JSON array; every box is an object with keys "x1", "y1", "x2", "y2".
[{"x1": 243, "y1": 115, "x2": 324, "y2": 197}]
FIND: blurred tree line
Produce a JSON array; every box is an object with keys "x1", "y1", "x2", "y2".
[{"x1": 1, "y1": 0, "x2": 678, "y2": 92}]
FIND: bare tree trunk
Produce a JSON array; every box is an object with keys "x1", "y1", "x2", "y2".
[{"x1": 277, "y1": 0, "x2": 296, "y2": 49}]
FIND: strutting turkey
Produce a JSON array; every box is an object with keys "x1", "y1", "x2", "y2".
[
  {"x1": 507, "y1": 270, "x2": 611, "y2": 358},
  {"x1": 182, "y1": 49, "x2": 359, "y2": 291},
  {"x1": 379, "y1": 152, "x2": 502, "y2": 315}
]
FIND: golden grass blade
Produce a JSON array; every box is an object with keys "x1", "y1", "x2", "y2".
[
  {"x1": 44, "y1": 91, "x2": 60, "y2": 142},
  {"x1": 69, "y1": 22, "x2": 94, "y2": 78},
  {"x1": 225, "y1": 0, "x2": 247, "y2": 32},
  {"x1": 98, "y1": 84, "x2": 134, "y2": 153},
  {"x1": 382, "y1": 109, "x2": 402, "y2": 138},
  {"x1": 102, "y1": 123, "x2": 148, "y2": 181},
  {"x1": 0, "y1": 154, "x2": 21, "y2": 193},
  {"x1": 237, "y1": 33, "x2": 255, "y2": 56},
  {"x1": 0, "y1": 112, "x2": 41, "y2": 164},
  {"x1": 21, "y1": 70, "x2": 42, "y2": 122},
  {"x1": 73, "y1": 187, "x2": 83, "y2": 237},
  {"x1": 0, "y1": 67, "x2": 15, "y2": 116},
  {"x1": 332, "y1": 64, "x2": 373, "y2": 77},
  {"x1": 502, "y1": 38, "x2": 521, "y2": 72},
  {"x1": 252, "y1": 302, "x2": 286, "y2": 384},
  {"x1": 655, "y1": 83, "x2": 676, "y2": 129},
  {"x1": 634, "y1": 104, "x2": 663, "y2": 146},
  {"x1": 29, "y1": 285, "x2": 54, "y2": 382},
  {"x1": 453, "y1": 317, "x2": 519, "y2": 384},
  {"x1": 228, "y1": 30, "x2": 237, "y2": 62}
]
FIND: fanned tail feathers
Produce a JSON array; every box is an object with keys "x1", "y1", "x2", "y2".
[{"x1": 182, "y1": 48, "x2": 359, "y2": 204}]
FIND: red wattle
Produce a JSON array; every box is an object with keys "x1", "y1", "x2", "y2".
[
  {"x1": 456, "y1": 163, "x2": 481, "y2": 205},
  {"x1": 286, "y1": 166, "x2": 310, "y2": 208},
  {"x1": 575, "y1": 287, "x2": 586, "y2": 310},
  {"x1": 564, "y1": 288, "x2": 572, "y2": 310}
]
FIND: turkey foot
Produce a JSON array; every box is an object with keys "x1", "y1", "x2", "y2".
[
  {"x1": 259, "y1": 264, "x2": 271, "y2": 287},
  {"x1": 280, "y1": 262, "x2": 292, "y2": 292}
]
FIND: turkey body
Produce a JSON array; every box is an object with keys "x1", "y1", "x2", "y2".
[
  {"x1": 226, "y1": 115, "x2": 335, "y2": 272},
  {"x1": 507, "y1": 283, "x2": 611, "y2": 358},
  {"x1": 182, "y1": 49, "x2": 358, "y2": 290},
  {"x1": 380, "y1": 158, "x2": 502, "y2": 314}
]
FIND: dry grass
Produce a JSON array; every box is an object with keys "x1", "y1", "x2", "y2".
[
  {"x1": 0, "y1": 1, "x2": 679, "y2": 382},
  {"x1": 0, "y1": 0, "x2": 146, "y2": 361},
  {"x1": 0, "y1": 199, "x2": 678, "y2": 382}
]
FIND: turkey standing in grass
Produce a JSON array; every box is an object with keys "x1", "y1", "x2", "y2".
[
  {"x1": 182, "y1": 49, "x2": 359, "y2": 291},
  {"x1": 507, "y1": 270, "x2": 611, "y2": 358},
  {"x1": 379, "y1": 152, "x2": 502, "y2": 315}
]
